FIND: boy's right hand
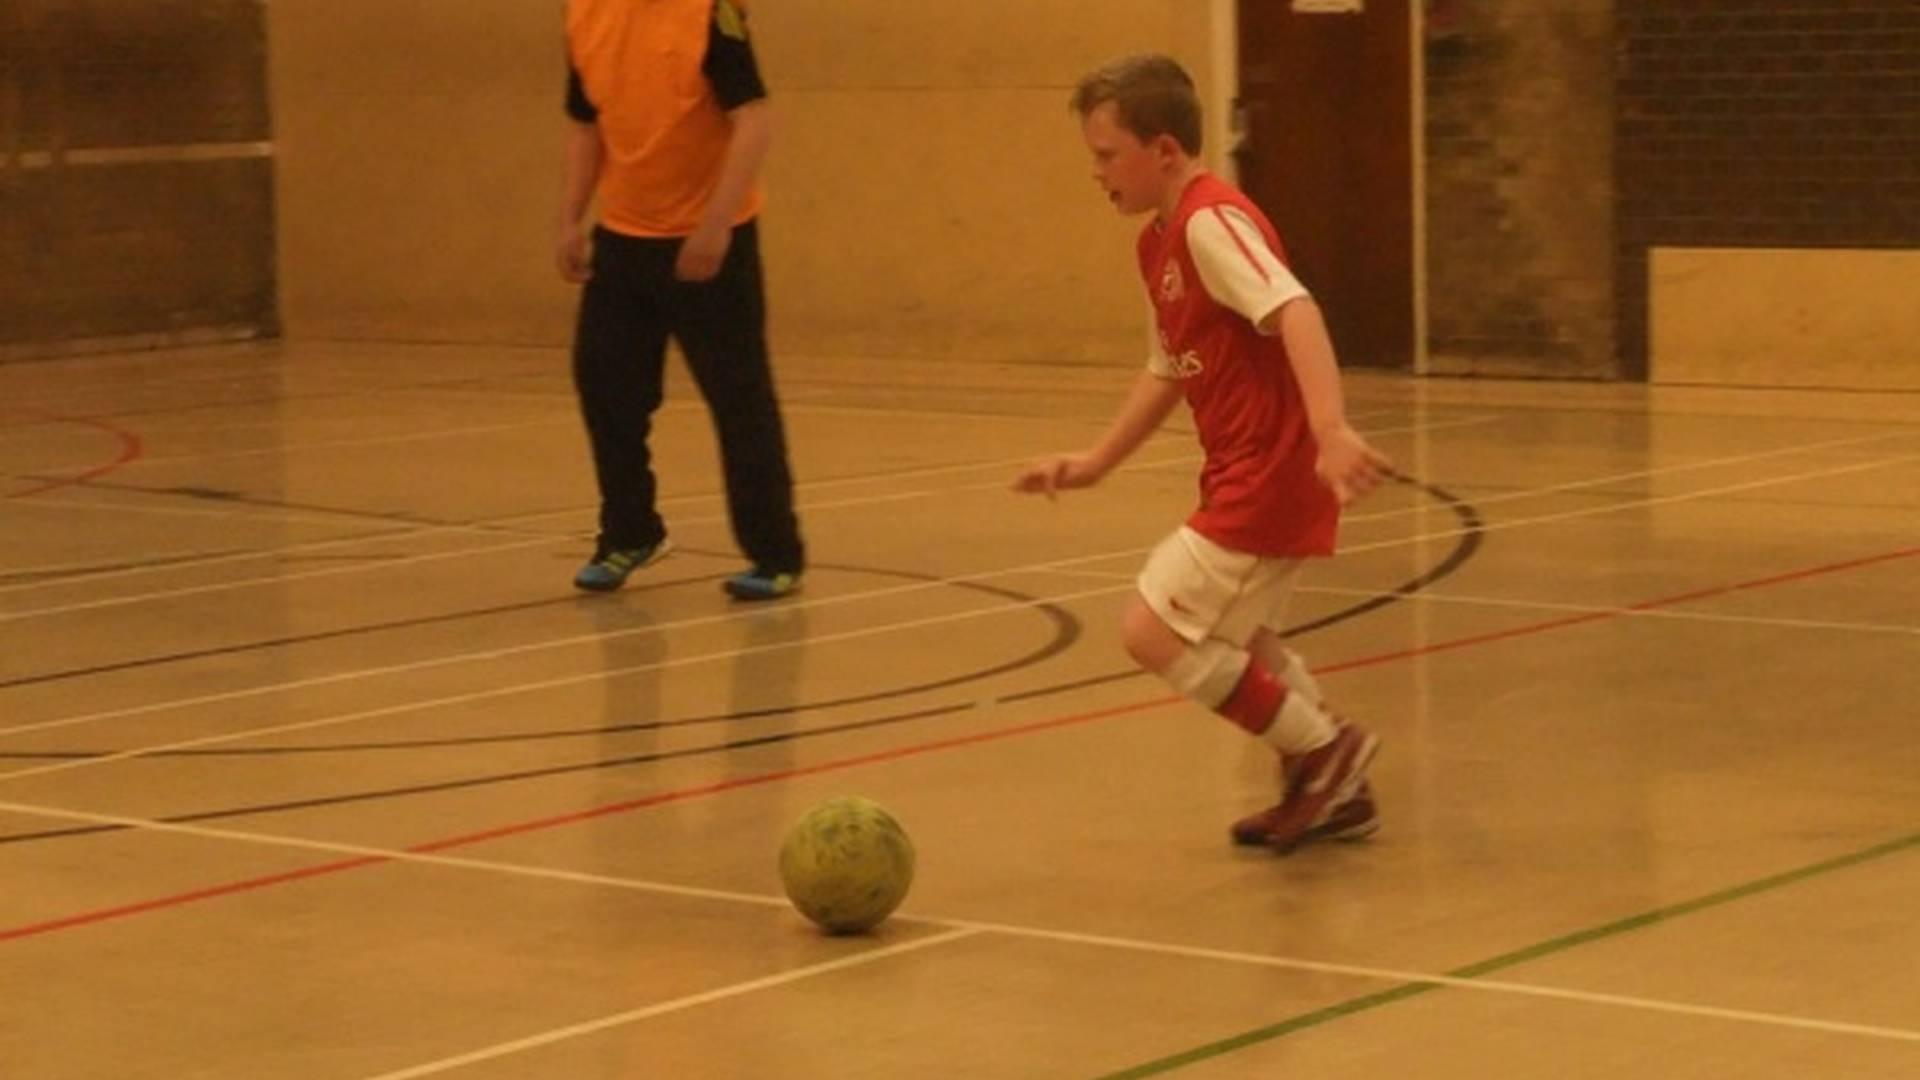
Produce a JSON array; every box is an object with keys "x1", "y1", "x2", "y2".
[
  {"x1": 1314, "y1": 423, "x2": 1391, "y2": 505},
  {"x1": 555, "y1": 222, "x2": 594, "y2": 284},
  {"x1": 1012, "y1": 453, "x2": 1102, "y2": 500}
]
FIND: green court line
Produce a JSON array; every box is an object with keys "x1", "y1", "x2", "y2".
[{"x1": 1097, "y1": 830, "x2": 1920, "y2": 1079}]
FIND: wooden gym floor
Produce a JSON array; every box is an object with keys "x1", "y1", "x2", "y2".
[{"x1": 1, "y1": 342, "x2": 1916, "y2": 1078}]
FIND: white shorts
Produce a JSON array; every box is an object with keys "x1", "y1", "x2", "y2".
[{"x1": 1136, "y1": 526, "x2": 1302, "y2": 646}]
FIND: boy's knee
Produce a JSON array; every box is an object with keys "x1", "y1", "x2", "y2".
[
  {"x1": 1160, "y1": 639, "x2": 1250, "y2": 709},
  {"x1": 1119, "y1": 598, "x2": 1183, "y2": 672}
]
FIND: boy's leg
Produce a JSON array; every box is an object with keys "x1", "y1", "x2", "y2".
[
  {"x1": 1239, "y1": 607, "x2": 1379, "y2": 851},
  {"x1": 572, "y1": 229, "x2": 673, "y2": 563},
  {"x1": 670, "y1": 221, "x2": 805, "y2": 585},
  {"x1": 1248, "y1": 633, "x2": 1323, "y2": 710},
  {"x1": 1120, "y1": 596, "x2": 1335, "y2": 752},
  {"x1": 1235, "y1": 627, "x2": 1380, "y2": 845},
  {"x1": 1129, "y1": 529, "x2": 1376, "y2": 851},
  {"x1": 1131, "y1": 531, "x2": 1337, "y2": 748}
]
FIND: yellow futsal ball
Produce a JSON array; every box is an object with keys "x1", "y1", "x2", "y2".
[{"x1": 778, "y1": 796, "x2": 916, "y2": 934}]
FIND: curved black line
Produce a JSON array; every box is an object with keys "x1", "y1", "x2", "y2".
[
  {"x1": 1287, "y1": 470, "x2": 1485, "y2": 635},
  {"x1": 0, "y1": 475, "x2": 1480, "y2": 847}
]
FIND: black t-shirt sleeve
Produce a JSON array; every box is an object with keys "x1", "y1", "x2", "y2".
[
  {"x1": 704, "y1": 0, "x2": 768, "y2": 110},
  {"x1": 565, "y1": 64, "x2": 598, "y2": 123}
]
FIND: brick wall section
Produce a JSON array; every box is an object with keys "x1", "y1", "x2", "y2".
[
  {"x1": 4, "y1": 160, "x2": 275, "y2": 344},
  {"x1": 1615, "y1": 0, "x2": 1920, "y2": 378},
  {"x1": 1, "y1": 0, "x2": 275, "y2": 357},
  {"x1": 1424, "y1": 0, "x2": 1618, "y2": 378}
]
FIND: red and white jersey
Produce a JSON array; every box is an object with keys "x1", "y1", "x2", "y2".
[{"x1": 1139, "y1": 172, "x2": 1338, "y2": 558}]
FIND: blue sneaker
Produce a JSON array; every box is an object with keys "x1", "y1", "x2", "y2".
[
  {"x1": 723, "y1": 567, "x2": 801, "y2": 601},
  {"x1": 573, "y1": 538, "x2": 673, "y2": 592}
]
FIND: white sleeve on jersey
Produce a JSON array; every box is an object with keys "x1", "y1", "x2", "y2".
[{"x1": 1185, "y1": 205, "x2": 1310, "y2": 335}]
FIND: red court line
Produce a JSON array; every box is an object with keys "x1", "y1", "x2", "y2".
[
  {"x1": 0, "y1": 857, "x2": 384, "y2": 943},
  {"x1": 4, "y1": 543, "x2": 1917, "y2": 944},
  {"x1": 6, "y1": 411, "x2": 145, "y2": 499}
]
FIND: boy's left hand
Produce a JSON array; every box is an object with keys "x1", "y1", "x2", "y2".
[
  {"x1": 1315, "y1": 424, "x2": 1390, "y2": 505},
  {"x1": 675, "y1": 224, "x2": 731, "y2": 281},
  {"x1": 1012, "y1": 453, "x2": 1102, "y2": 500}
]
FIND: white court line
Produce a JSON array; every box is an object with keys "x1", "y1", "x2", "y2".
[
  {"x1": 371, "y1": 924, "x2": 1920, "y2": 1078},
  {"x1": 6, "y1": 385, "x2": 1288, "y2": 499},
  {"x1": 17, "y1": 415, "x2": 584, "y2": 473},
  {"x1": 1299, "y1": 585, "x2": 1920, "y2": 637},
  {"x1": 3, "y1": 447, "x2": 1915, "y2": 771},
  {"x1": 0, "y1": 363, "x2": 563, "y2": 414},
  {"x1": 0, "y1": 412, "x2": 1484, "y2": 612},
  {"x1": 954, "y1": 920, "x2": 1920, "y2": 1046},
  {"x1": 0, "y1": 383, "x2": 1282, "y2": 448},
  {"x1": 0, "y1": 797, "x2": 1911, "y2": 1060},
  {"x1": 356, "y1": 928, "x2": 983, "y2": 1079},
  {"x1": 0, "y1": 497, "x2": 391, "y2": 529},
  {"x1": 10, "y1": 391, "x2": 1002, "y2": 475},
  {"x1": 1040, "y1": 571, "x2": 1920, "y2": 637},
  {"x1": 13, "y1": 394, "x2": 1041, "y2": 475},
  {"x1": 0, "y1": 799, "x2": 805, "y2": 910}
]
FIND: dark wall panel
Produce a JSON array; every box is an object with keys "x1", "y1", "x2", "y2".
[
  {"x1": 1614, "y1": 0, "x2": 1920, "y2": 377},
  {"x1": 2, "y1": 159, "x2": 275, "y2": 343},
  {"x1": 1423, "y1": 1, "x2": 1618, "y2": 378},
  {"x1": 2, "y1": 0, "x2": 275, "y2": 356}
]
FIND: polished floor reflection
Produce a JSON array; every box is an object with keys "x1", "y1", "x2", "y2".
[{"x1": 2, "y1": 343, "x2": 1916, "y2": 1078}]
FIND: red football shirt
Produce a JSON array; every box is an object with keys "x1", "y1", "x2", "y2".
[{"x1": 1137, "y1": 173, "x2": 1339, "y2": 558}]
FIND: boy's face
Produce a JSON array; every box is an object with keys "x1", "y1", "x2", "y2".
[{"x1": 1081, "y1": 101, "x2": 1176, "y2": 216}]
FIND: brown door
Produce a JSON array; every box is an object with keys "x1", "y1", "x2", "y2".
[{"x1": 1236, "y1": 0, "x2": 1414, "y2": 369}]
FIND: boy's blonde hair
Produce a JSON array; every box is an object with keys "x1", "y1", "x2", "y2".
[{"x1": 1069, "y1": 54, "x2": 1202, "y2": 155}]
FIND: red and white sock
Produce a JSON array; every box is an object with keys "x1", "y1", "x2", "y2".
[{"x1": 1162, "y1": 642, "x2": 1335, "y2": 754}]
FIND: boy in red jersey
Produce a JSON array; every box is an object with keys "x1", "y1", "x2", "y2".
[{"x1": 1014, "y1": 54, "x2": 1390, "y2": 852}]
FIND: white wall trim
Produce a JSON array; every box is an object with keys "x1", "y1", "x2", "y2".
[
  {"x1": 1410, "y1": 0, "x2": 1429, "y2": 374},
  {"x1": 8, "y1": 142, "x2": 274, "y2": 171}
]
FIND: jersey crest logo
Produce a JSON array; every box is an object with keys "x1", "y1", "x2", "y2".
[
  {"x1": 1158, "y1": 259, "x2": 1185, "y2": 303},
  {"x1": 716, "y1": 0, "x2": 749, "y2": 41},
  {"x1": 1156, "y1": 329, "x2": 1204, "y2": 378}
]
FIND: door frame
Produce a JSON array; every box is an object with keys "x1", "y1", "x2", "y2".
[{"x1": 1210, "y1": 0, "x2": 1429, "y2": 375}]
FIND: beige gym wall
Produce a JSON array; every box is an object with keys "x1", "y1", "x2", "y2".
[
  {"x1": 267, "y1": 1, "x2": 1225, "y2": 364},
  {"x1": 1650, "y1": 247, "x2": 1920, "y2": 392}
]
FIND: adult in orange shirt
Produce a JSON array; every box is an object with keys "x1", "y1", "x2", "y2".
[{"x1": 557, "y1": 0, "x2": 804, "y2": 600}]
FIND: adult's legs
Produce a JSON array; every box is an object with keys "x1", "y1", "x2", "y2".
[
  {"x1": 670, "y1": 221, "x2": 804, "y2": 574},
  {"x1": 571, "y1": 228, "x2": 675, "y2": 552}
]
